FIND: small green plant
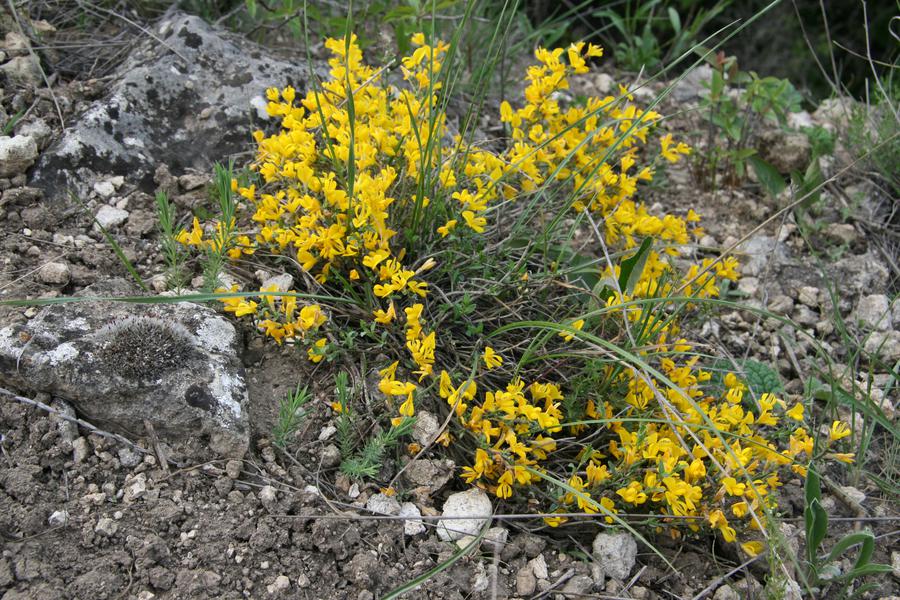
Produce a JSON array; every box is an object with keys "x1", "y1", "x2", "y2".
[
  {"x1": 693, "y1": 49, "x2": 803, "y2": 190},
  {"x1": 803, "y1": 466, "x2": 892, "y2": 598},
  {"x1": 333, "y1": 372, "x2": 415, "y2": 480},
  {"x1": 272, "y1": 381, "x2": 311, "y2": 448},
  {"x1": 154, "y1": 191, "x2": 187, "y2": 291}
]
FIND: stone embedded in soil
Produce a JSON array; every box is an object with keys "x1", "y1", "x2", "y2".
[
  {"x1": 402, "y1": 458, "x2": 455, "y2": 492},
  {"x1": 94, "y1": 517, "x2": 118, "y2": 537},
  {"x1": 47, "y1": 510, "x2": 69, "y2": 526},
  {"x1": 29, "y1": 11, "x2": 322, "y2": 202},
  {"x1": 266, "y1": 574, "x2": 290, "y2": 594},
  {"x1": 398, "y1": 502, "x2": 426, "y2": 536},
  {"x1": 865, "y1": 330, "x2": 900, "y2": 363},
  {"x1": 366, "y1": 493, "x2": 401, "y2": 516},
  {"x1": 854, "y1": 294, "x2": 892, "y2": 332},
  {"x1": 0, "y1": 279, "x2": 250, "y2": 460},
  {"x1": 436, "y1": 487, "x2": 492, "y2": 542},
  {"x1": 94, "y1": 204, "x2": 129, "y2": 229},
  {"x1": 592, "y1": 532, "x2": 637, "y2": 582},
  {"x1": 0, "y1": 135, "x2": 38, "y2": 177},
  {"x1": 0, "y1": 55, "x2": 42, "y2": 87},
  {"x1": 411, "y1": 409, "x2": 440, "y2": 445},
  {"x1": 38, "y1": 261, "x2": 71, "y2": 286},
  {"x1": 561, "y1": 575, "x2": 595, "y2": 597},
  {"x1": 758, "y1": 129, "x2": 812, "y2": 174}
]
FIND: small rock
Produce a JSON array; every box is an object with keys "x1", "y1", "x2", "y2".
[
  {"x1": 225, "y1": 459, "x2": 242, "y2": 479},
  {"x1": 592, "y1": 532, "x2": 637, "y2": 581},
  {"x1": 796, "y1": 286, "x2": 819, "y2": 308},
  {"x1": 321, "y1": 444, "x2": 341, "y2": 468},
  {"x1": 136, "y1": 592, "x2": 156, "y2": 600},
  {"x1": 787, "y1": 110, "x2": 813, "y2": 129},
  {"x1": 117, "y1": 446, "x2": 142, "y2": 468},
  {"x1": 528, "y1": 554, "x2": 548, "y2": 580},
  {"x1": 15, "y1": 119, "x2": 52, "y2": 149},
  {"x1": 48, "y1": 510, "x2": 68, "y2": 526},
  {"x1": 178, "y1": 173, "x2": 208, "y2": 191},
  {"x1": 713, "y1": 585, "x2": 740, "y2": 600},
  {"x1": 403, "y1": 458, "x2": 455, "y2": 492},
  {"x1": 864, "y1": 331, "x2": 900, "y2": 363},
  {"x1": 259, "y1": 485, "x2": 278, "y2": 511},
  {"x1": 38, "y1": 262, "x2": 71, "y2": 286},
  {"x1": 124, "y1": 474, "x2": 147, "y2": 503},
  {"x1": 737, "y1": 277, "x2": 759, "y2": 297},
  {"x1": 759, "y1": 129, "x2": 812, "y2": 174},
  {"x1": 483, "y1": 526, "x2": 508, "y2": 554},
  {"x1": 318, "y1": 425, "x2": 337, "y2": 441},
  {"x1": 891, "y1": 551, "x2": 899, "y2": 579},
  {"x1": 266, "y1": 575, "x2": 290, "y2": 594},
  {"x1": 839, "y1": 485, "x2": 865, "y2": 505},
  {"x1": 672, "y1": 64, "x2": 713, "y2": 102},
  {"x1": 3, "y1": 32, "x2": 31, "y2": 56},
  {"x1": 411, "y1": 410, "x2": 440, "y2": 445},
  {"x1": 93, "y1": 180, "x2": 116, "y2": 199},
  {"x1": 94, "y1": 205, "x2": 129, "y2": 229},
  {"x1": 560, "y1": 575, "x2": 594, "y2": 597},
  {"x1": 399, "y1": 502, "x2": 426, "y2": 536},
  {"x1": 768, "y1": 295, "x2": 794, "y2": 316},
  {"x1": 515, "y1": 567, "x2": 537, "y2": 596},
  {"x1": 437, "y1": 488, "x2": 492, "y2": 542},
  {"x1": 854, "y1": 294, "x2": 892, "y2": 331},
  {"x1": 823, "y1": 223, "x2": 858, "y2": 245},
  {"x1": 72, "y1": 437, "x2": 90, "y2": 463},
  {"x1": 260, "y1": 273, "x2": 293, "y2": 292},
  {"x1": 0, "y1": 135, "x2": 38, "y2": 177},
  {"x1": 95, "y1": 517, "x2": 118, "y2": 537},
  {"x1": 366, "y1": 493, "x2": 401, "y2": 516},
  {"x1": 1, "y1": 55, "x2": 42, "y2": 87}
]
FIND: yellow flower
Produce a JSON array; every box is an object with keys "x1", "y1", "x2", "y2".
[
  {"x1": 786, "y1": 402, "x2": 804, "y2": 421},
  {"x1": 741, "y1": 541, "x2": 765, "y2": 557},
  {"x1": 496, "y1": 470, "x2": 514, "y2": 499},
  {"x1": 462, "y1": 211, "x2": 486, "y2": 233},
  {"x1": 437, "y1": 219, "x2": 457, "y2": 237},
  {"x1": 373, "y1": 302, "x2": 396, "y2": 324},
  {"x1": 558, "y1": 319, "x2": 585, "y2": 342},
  {"x1": 829, "y1": 421, "x2": 851, "y2": 442},
  {"x1": 483, "y1": 346, "x2": 503, "y2": 369},
  {"x1": 307, "y1": 338, "x2": 327, "y2": 363},
  {"x1": 722, "y1": 477, "x2": 746, "y2": 497},
  {"x1": 828, "y1": 453, "x2": 855, "y2": 464}
]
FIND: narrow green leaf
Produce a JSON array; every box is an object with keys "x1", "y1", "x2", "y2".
[
  {"x1": 618, "y1": 237, "x2": 653, "y2": 295},
  {"x1": 824, "y1": 531, "x2": 872, "y2": 566}
]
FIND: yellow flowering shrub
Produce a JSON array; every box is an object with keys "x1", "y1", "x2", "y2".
[{"x1": 175, "y1": 32, "x2": 854, "y2": 551}]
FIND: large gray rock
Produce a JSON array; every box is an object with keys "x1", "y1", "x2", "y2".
[
  {"x1": 0, "y1": 280, "x2": 249, "y2": 460},
  {"x1": 30, "y1": 12, "x2": 322, "y2": 200}
]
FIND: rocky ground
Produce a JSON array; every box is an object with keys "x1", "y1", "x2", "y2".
[{"x1": 0, "y1": 7, "x2": 898, "y2": 600}]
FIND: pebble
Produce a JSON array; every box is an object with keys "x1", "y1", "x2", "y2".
[
  {"x1": 266, "y1": 575, "x2": 290, "y2": 594},
  {"x1": 72, "y1": 437, "x2": 90, "y2": 463},
  {"x1": 592, "y1": 532, "x2": 637, "y2": 581},
  {"x1": 38, "y1": 261, "x2": 71, "y2": 286},
  {"x1": 93, "y1": 180, "x2": 116, "y2": 198},
  {"x1": 823, "y1": 222, "x2": 858, "y2": 245},
  {"x1": 411, "y1": 410, "x2": 440, "y2": 445},
  {"x1": 260, "y1": 273, "x2": 293, "y2": 292},
  {"x1": 0, "y1": 135, "x2": 38, "y2": 177},
  {"x1": 259, "y1": 485, "x2": 277, "y2": 511},
  {"x1": 15, "y1": 119, "x2": 51, "y2": 149},
  {"x1": 365, "y1": 493, "x2": 401, "y2": 516},
  {"x1": 117, "y1": 446, "x2": 142, "y2": 468},
  {"x1": 891, "y1": 551, "x2": 899, "y2": 579},
  {"x1": 864, "y1": 331, "x2": 900, "y2": 362},
  {"x1": 94, "y1": 205, "x2": 129, "y2": 229},
  {"x1": 796, "y1": 286, "x2": 819, "y2": 307},
  {"x1": 317, "y1": 425, "x2": 337, "y2": 441},
  {"x1": 559, "y1": 575, "x2": 594, "y2": 597},
  {"x1": 124, "y1": 474, "x2": 147, "y2": 503},
  {"x1": 515, "y1": 568, "x2": 537, "y2": 595},
  {"x1": 94, "y1": 517, "x2": 118, "y2": 537},
  {"x1": 483, "y1": 526, "x2": 508, "y2": 554},
  {"x1": 529, "y1": 554, "x2": 549, "y2": 580},
  {"x1": 398, "y1": 502, "x2": 426, "y2": 536},
  {"x1": 225, "y1": 459, "x2": 242, "y2": 479},
  {"x1": 321, "y1": 444, "x2": 341, "y2": 468},
  {"x1": 855, "y1": 294, "x2": 892, "y2": 331},
  {"x1": 436, "y1": 488, "x2": 492, "y2": 542},
  {"x1": 48, "y1": 510, "x2": 68, "y2": 526}
]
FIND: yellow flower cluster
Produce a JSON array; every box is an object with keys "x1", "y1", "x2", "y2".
[{"x1": 173, "y1": 32, "x2": 853, "y2": 549}]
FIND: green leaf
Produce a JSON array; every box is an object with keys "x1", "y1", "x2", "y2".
[
  {"x1": 667, "y1": 7, "x2": 681, "y2": 34},
  {"x1": 749, "y1": 155, "x2": 787, "y2": 197},
  {"x1": 742, "y1": 358, "x2": 784, "y2": 395},
  {"x1": 618, "y1": 237, "x2": 653, "y2": 295},
  {"x1": 824, "y1": 531, "x2": 873, "y2": 566},
  {"x1": 805, "y1": 467, "x2": 828, "y2": 564}
]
